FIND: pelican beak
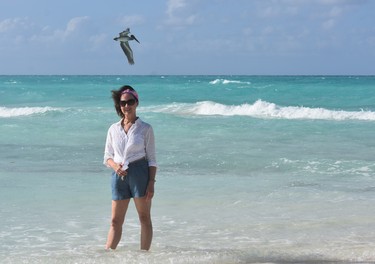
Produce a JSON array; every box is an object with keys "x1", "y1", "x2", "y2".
[{"x1": 132, "y1": 35, "x2": 140, "y2": 43}]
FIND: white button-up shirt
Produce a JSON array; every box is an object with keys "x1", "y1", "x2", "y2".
[{"x1": 103, "y1": 118, "x2": 157, "y2": 168}]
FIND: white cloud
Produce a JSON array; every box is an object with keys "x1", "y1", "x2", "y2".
[
  {"x1": 259, "y1": 6, "x2": 281, "y2": 17},
  {"x1": 0, "y1": 17, "x2": 37, "y2": 50},
  {"x1": 317, "y1": 0, "x2": 366, "y2": 5},
  {"x1": 28, "y1": 16, "x2": 90, "y2": 44},
  {"x1": 166, "y1": 0, "x2": 187, "y2": 17},
  {"x1": 164, "y1": 0, "x2": 197, "y2": 28},
  {"x1": 318, "y1": 6, "x2": 342, "y2": 30},
  {"x1": 329, "y1": 6, "x2": 343, "y2": 17},
  {"x1": 0, "y1": 17, "x2": 31, "y2": 33},
  {"x1": 322, "y1": 18, "x2": 336, "y2": 30},
  {"x1": 119, "y1": 15, "x2": 145, "y2": 27},
  {"x1": 65, "y1": 16, "x2": 89, "y2": 36},
  {"x1": 255, "y1": 1, "x2": 304, "y2": 18}
]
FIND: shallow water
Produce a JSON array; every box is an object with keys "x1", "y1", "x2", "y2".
[{"x1": 1, "y1": 75, "x2": 375, "y2": 263}]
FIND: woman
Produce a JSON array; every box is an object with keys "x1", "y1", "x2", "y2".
[{"x1": 103, "y1": 85, "x2": 157, "y2": 250}]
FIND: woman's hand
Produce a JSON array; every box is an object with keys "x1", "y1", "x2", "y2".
[
  {"x1": 146, "y1": 181, "x2": 155, "y2": 201},
  {"x1": 107, "y1": 159, "x2": 127, "y2": 177},
  {"x1": 114, "y1": 163, "x2": 127, "y2": 177},
  {"x1": 146, "y1": 166, "x2": 157, "y2": 201}
]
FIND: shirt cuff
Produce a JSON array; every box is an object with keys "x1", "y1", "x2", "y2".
[{"x1": 148, "y1": 161, "x2": 158, "y2": 168}]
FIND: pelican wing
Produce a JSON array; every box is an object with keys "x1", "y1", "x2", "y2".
[
  {"x1": 119, "y1": 28, "x2": 130, "y2": 37},
  {"x1": 119, "y1": 31, "x2": 128, "y2": 37},
  {"x1": 120, "y1": 42, "x2": 134, "y2": 65}
]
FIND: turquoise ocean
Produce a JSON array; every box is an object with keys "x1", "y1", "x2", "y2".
[{"x1": 1, "y1": 75, "x2": 375, "y2": 263}]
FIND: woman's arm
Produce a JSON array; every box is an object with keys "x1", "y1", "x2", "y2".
[
  {"x1": 106, "y1": 158, "x2": 127, "y2": 177},
  {"x1": 146, "y1": 166, "x2": 157, "y2": 201}
]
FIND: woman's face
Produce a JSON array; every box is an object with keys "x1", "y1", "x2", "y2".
[{"x1": 120, "y1": 93, "x2": 138, "y2": 115}]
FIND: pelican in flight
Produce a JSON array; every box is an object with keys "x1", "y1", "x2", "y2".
[{"x1": 113, "y1": 28, "x2": 140, "y2": 65}]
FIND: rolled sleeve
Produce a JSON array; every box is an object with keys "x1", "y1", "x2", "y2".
[
  {"x1": 103, "y1": 129, "x2": 114, "y2": 167},
  {"x1": 145, "y1": 126, "x2": 158, "y2": 168}
]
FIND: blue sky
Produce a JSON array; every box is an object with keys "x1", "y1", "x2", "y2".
[{"x1": 1, "y1": 0, "x2": 374, "y2": 75}]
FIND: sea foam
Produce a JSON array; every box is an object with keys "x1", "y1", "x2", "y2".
[
  {"x1": 0, "y1": 106, "x2": 61, "y2": 118},
  {"x1": 146, "y1": 100, "x2": 375, "y2": 121},
  {"x1": 209, "y1": 78, "x2": 251, "y2": 85}
]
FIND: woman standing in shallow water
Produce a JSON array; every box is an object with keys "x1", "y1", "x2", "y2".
[{"x1": 103, "y1": 85, "x2": 157, "y2": 250}]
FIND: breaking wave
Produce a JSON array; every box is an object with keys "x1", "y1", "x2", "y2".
[
  {"x1": 145, "y1": 100, "x2": 375, "y2": 121},
  {"x1": 0, "y1": 106, "x2": 62, "y2": 118},
  {"x1": 209, "y1": 79, "x2": 251, "y2": 85}
]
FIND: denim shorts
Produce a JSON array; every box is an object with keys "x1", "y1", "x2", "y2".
[{"x1": 111, "y1": 158, "x2": 149, "y2": 200}]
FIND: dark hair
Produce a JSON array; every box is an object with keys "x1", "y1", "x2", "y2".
[{"x1": 111, "y1": 85, "x2": 137, "y2": 118}]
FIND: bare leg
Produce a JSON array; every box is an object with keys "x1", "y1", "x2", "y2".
[
  {"x1": 106, "y1": 199, "x2": 130, "y2": 249},
  {"x1": 134, "y1": 197, "x2": 153, "y2": 250}
]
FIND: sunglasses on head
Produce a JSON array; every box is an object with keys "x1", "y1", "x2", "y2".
[{"x1": 119, "y1": 99, "x2": 136, "y2": 107}]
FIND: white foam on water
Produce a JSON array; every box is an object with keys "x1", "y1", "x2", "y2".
[
  {"x1": 144, "y1": 100, "x2": 375, "y2": 121},
  {"x1": 209, "y1": 78, "x2": 251, "y2": 85},
  {"x1": 0, "y1": 106, "x2": 62, "y2": 118}
]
